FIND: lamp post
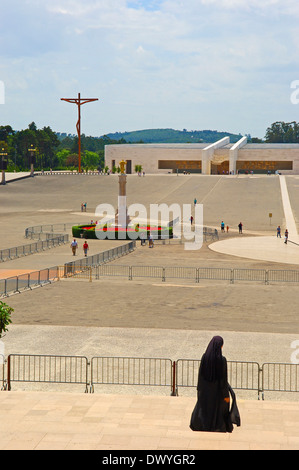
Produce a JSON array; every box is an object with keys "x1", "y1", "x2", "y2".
[
  {"x1": 0, "y1": 148, "x2": 8, "y2": 185},
  {"x1": 28, "y1": 144, "x2": 36, "y2": 176}
]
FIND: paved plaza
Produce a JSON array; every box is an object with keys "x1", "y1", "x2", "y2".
[{"x1": 1, "y1": 173, "x2": 299, "y2": 450}]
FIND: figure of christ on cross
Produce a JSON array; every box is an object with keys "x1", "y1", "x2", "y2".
[{"x1": 61, "y1": 93, "x2": 98, "y2": 173}]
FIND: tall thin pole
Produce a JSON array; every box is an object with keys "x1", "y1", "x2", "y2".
[{"x1": 61, "y1": 93, "x2": 98, "y2": 173}]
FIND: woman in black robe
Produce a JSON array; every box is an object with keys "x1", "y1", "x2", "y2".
[{"x1": 190, "y1": 336, "x2": 233, "y2": 433}]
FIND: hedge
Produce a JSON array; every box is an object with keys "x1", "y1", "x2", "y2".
[{"x1": 72, "y1": 224, "x2": 173, "y2": 240}]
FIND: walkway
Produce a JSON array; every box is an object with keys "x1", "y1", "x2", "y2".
[
  {"x1": 4, "y1": 172, "x2": 31, "y2": 183},
  {"x1": 209, "y1": 176, "x2": 299, "y2": 264},
  {"x1": 0, "y1": 391, "x2": 298, "y2": 450}
]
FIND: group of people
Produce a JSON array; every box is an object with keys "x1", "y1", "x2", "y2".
[
  {"x1": 220, "y1": 221, "x2": 243, "y2": 234},
  {"x1": 140, "y1": 233, "x2": 154, "y2": 248},
  {"x1": 81, "y1": 202, "x2": 87, "y2": 212},
  {"x1": 70, "y1": 239, "x2": 89, "y2": 257}
]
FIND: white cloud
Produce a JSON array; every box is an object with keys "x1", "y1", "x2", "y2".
[{"x1": 0, "y1": 0, "x2": 299, "y2": 137}]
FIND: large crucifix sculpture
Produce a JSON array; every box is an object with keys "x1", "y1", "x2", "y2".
[{"x1": 61, "y1": 93, "x2": 98, "y2": 173}]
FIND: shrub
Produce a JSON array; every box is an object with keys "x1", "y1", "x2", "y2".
[
  {"x1": 72, "y1": 224, "x2": 173, "y2": 240},
  {"x1": 0, "y1": 301, "x2": 13, "y2": 338}
]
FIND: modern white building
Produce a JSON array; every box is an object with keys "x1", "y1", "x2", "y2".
[{"x1": 105, "y1": 136, "x2": 299, "y2": 175}]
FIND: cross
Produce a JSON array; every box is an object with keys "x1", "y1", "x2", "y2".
[{"x1": 61, "y1": 93, "x2": 98, "y2": 173}]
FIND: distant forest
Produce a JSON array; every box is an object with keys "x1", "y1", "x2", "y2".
[{"x1": 103, "y1": 128, "x2": 243, "y2": 144}]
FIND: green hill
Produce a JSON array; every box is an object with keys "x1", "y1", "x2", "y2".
[{"x1": 104, "y1": 128, "x2": 242, "y2": 144}]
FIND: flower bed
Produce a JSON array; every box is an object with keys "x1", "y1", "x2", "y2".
[{"x1": 72, "y1": 224, "x2": 173, "y2": 240}]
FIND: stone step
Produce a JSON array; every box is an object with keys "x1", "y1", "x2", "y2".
[{"x1": 0, "y1": 391, "x2": 298, "y2": 450}]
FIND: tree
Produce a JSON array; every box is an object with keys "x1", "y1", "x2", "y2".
[
  {"x1": 0, "y1": 301, "x2": 13, "y2": 338},
  {"x1": 66, "y1": 153, "x2": 79, "y2": 167},
  {"x1": 82, "y1": 151, "x2": 100, "y2": 169},
  {"x1": 13, "y1": 128, "x2": 37, "y2": 169},
  {"x1": 0, "y1": 125, "x2": 14, "y2": 142},
  {"x1": 265, "y1": 121, "x2": 299, "y2": 143},
  {"x1": 56, "y1": 149, "x2": 71, "y2": 167},
  {"x1": 135, "y1": 164, "x2": 143, "y2": 174},
  {"x1": 37, "y1": 126, "x2": 60, "y2": 168}
]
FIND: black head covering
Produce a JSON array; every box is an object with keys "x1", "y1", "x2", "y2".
[{"x1": 200, "y1": 336, "x2": 224, "y2": 382}]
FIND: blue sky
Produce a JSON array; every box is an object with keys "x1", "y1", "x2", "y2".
[{"x1": 1, "y1": 0, "x2": 299, "y2": 139}]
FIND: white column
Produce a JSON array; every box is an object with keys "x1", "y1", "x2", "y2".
[
  {"x1": 229, "y1": 136, "x2": 247, "y2": 174},
  {"x1": 202, "y1": 137, "x2": 230, "y2": 175}
]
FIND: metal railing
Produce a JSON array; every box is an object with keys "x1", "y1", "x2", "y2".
[
  {"x1": 25, "y1": 223, "x2": 82, "y2": 240},
  {"x1": 175, "y1": 359, "x2": 260, "y2": 397},
  {"x1": 36, "y1": 171, "x2": 101, "y2": 176},
  {"x1": 5, "y1": 354, "x2": 90, "y2": 392},
  {"x1": 90, "y1": 357, "x2": 174, "y2": 394},
  {"x1": 0, "y1": 267, "x2": 59, "y2": 297},
  {"x1": 65, "y1": 241, "x2": 136, "y2": 273},
  {"x1": 0, "y1": 235, "x2": 68, "y2": 263},
  {"x1": 1, "y1": 353, "x2": 299, "y2": 399},
  {"x1": 0, "y1": 242, "x2": 136, "y2": 298},
  {"x1": 262, "y1": 363, "x2": 299, "y2": 398},
  {"x1": 95, "y1": 264, "x2": 299, "y2": 285},
  {"x1": 58, "y1": 265, "x2": 93, "y2": 282}
]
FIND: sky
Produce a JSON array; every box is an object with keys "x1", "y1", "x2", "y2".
[{"x1": 1, "y1": 0, "x2": 299, "y2": 139}]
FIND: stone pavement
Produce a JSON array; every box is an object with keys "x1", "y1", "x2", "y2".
[
  {"x1": 4, "y1": 172, "x2": 31, "y2": 183},
  {"x1": 1, "y1": 174, "x2": 299, "y2": 450},
  {"x1": 209, "y1": 174, "x2": 299, "y2": 264},
  {"x1": 0, "y1": 391, "x2": 298, "y2": 450},
  {"x1": 209, "y1": 235, "x2": 299, "y2": 265}
]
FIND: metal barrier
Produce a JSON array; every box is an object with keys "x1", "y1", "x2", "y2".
[
  {"x1": 175, "y1": 359, "x2": 261, "y2": 398},
  {"x1": 0, "y1": 242, "x2": 136, "y2": 298},
  {"x1": 1, "y1": 354, "x2": 299, "y2": 399},
  {"x1": 95, "y1": 264, "x2": 299, "y2": 285},
  {"x1": 268, "y1": 270, "x2": 299, "y2": 283},
  {"x1": 0, "y1": 235, "x2": 68, "y2": 262},
  {"x1": 198, "y1": 267, "x2": 232, "y2": 282},
  {"x1": 58, "y1": 265, "x2": 92, "y2": 282},
  {"x1": 25, "y1": 223, "x2": 82, "y2": 240},
  {"x1": 0, "y1": 267, "x2": 59, "y2": 297},
  {"x1": 232, "y1": 268, "x2": 267, "y2": 284},
  {"x1": 65, "y1": 241, "x2": 136, "y2": 274},
  {"x1": 90, "y1": 357, "x2": 174, "y2": 394},
  {"x1": 36, "y1": 171, "x2": 101, "y2": 176},
  {"x1": 5, "y1": 354, "x2": 90, "y2": 392},
  {"x1": 261, "y1": 363, "x2": 299, "y2": 399}
]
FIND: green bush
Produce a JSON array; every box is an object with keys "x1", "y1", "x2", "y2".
[
  {"x1": 72, "y1": 224, "x2": 173, "y2": 240},
  {"x1": 0, "y1": 301, "x2": 13, "y2": 338}
]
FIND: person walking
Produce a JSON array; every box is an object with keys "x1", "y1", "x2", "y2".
[
  {"x1": 190, "y1": 336, "x2": 239, "y2": 433},
  {"x1": 221, "y1": 221, "x2": 225, "y2": 232},
  {"x1": 277, "y1": 226, "x2": 281, "y2": 238},
  {"x1": 238, "y1": 222, "x2": 243, "y2": 234},
  {"x1": 83, "y1": 241, "x2": 89, "y2": 257},
  {"x1": 284, "y1": 229, "x2": 289, "y2": 244},
  {"x1": 71, "y1": 239, "x2": 78, "y2": 256},
  {"x1": 148, "y1": 234, "x2": 154, "y2": 248}
]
